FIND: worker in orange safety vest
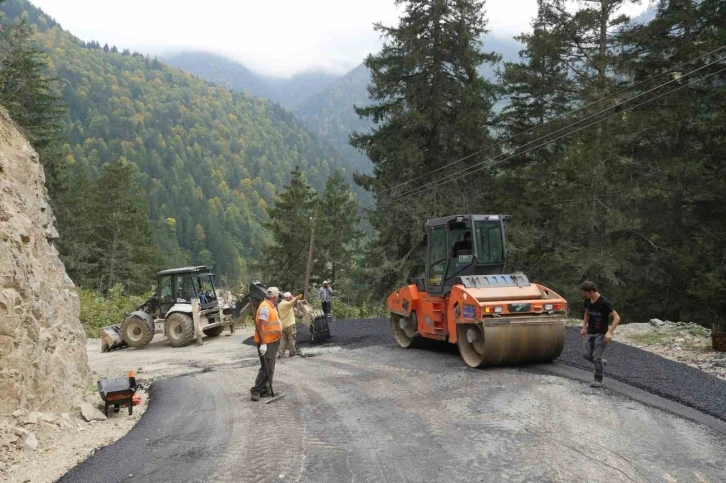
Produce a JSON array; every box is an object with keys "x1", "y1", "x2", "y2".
[{"x1": 250, "y1": 286, "x2": 283, "y2": 401}]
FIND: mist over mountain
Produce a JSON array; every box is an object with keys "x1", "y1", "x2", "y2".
[{"x1": 163, "y1": 52, "x2": 339, "y2": 108}]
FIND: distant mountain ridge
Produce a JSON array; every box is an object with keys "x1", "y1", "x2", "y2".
[{"x1": 163, "y1": 52, "x2": 339, "y2": 108}]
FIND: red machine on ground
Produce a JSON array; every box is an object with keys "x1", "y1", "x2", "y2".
[{"x1": 387, "y1": 214, "x2": 568, "y2": 367}]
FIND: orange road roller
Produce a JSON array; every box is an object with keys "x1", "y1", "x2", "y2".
[{"x1": 387, "y1": 214, "x2": 567, "y2": 367}]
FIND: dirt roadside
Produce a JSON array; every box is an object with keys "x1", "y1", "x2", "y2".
[{"x1": 0, "y1": 327, "x2": 257, "y2": 483}]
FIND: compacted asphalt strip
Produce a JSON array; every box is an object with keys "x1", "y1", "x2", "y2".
[{"x1": 558, "y1": 326, "x2": 726, "y2": 423}]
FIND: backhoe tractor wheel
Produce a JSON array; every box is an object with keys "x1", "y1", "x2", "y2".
[
  {"x1": 121, "y1": 315, "x2": 154, "y2": 349},
  {"x1": 203, "y1": 325, "x2": 224, "y2": 337},
  {"x1": 391, "y1": 312, "x2": 417, "y2": 348},
  {"x1": 165, "y1": 312, "x2": 195, "y2": 347},
  {"x1": 457, "y1": 323, "x2": 486, "y2": 368}
]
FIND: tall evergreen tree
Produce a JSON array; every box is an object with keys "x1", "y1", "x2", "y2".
[
  {"x1": 55, "y1": 163, "x2": 100, "y2": 285},
  {"x1": 0, "y1": 16, "x2": 66, "y2": 200},
  {"x1": 316, "y1": 170, "x2": 364, "y2": 288},
  {"x1": 259, "y1": 167, "x2": 319, "y2": 292},
  {"x1": 494, "y1": 0, "x2": 641, "y2": 308},
  {"x1": 612, "y1": 0, "x2": 726, "y2": 322},
  {"x1": 92, "y1": 158, "x2": 162, "y2": 294},
  {"x1": 351, "y1": 0, "x2": 500, "y2": 296}
]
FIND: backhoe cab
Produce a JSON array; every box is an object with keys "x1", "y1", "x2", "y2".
[{"x1": 388, "y1": 214, "x2": 568, "y2": 368}]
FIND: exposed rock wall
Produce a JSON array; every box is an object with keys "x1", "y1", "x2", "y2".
[{"x1": 0, "y1": 108, "x2": 90, "y2": 413}]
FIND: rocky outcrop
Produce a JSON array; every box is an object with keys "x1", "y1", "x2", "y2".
[{"x1": 0, "y1": 108, "x2": 91, "y2": 413}]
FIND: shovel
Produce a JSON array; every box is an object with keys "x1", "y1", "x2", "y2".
[{"x1": 255, "y1": 324, "x2": 285, "y2": 404}]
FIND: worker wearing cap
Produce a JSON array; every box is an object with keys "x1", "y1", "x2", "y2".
[
  {"x1": 278, "y1": 291, "x2": 303, "y2": 358},
  {"x1": 319, "y1": 281, "x2": 334, "y2": 316},
  {"x1": 250, "y1": 287, "x2": 282, "y2": 401}
]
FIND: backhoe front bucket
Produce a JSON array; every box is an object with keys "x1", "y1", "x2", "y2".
[{"x1": 100, "y1": 324, "x2": 128, "y2": 352}]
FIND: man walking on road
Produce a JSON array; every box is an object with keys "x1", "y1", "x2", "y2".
[
  {"x1": 580, "y1": 281, "x2": 621, "y2": 388},
  {"x1": 278, "y1": 291, "x2": 303, "y2": 358},
  {"x1": 319, "y1": 281, "x2": 333, "y2": 316},
  {"x1": 251, "y1": 287, "x2": 283, "y2": 402}
]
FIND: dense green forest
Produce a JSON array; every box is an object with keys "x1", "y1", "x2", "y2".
[
  {"x1": 0, "y1": 0, "x2": 358, "y2": 288},
  {"x1": 2, "y1": 0, "x2": 724, "y2": 327},
  {"x1": 355, "y1": 0, "x2": 726, "y2": 325}
]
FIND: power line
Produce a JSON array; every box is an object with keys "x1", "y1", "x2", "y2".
[
  {"x1": 355, "y1": 44, "x2": 726, "y2": 207},
  {"x1": 360, "y1": 65, "x2": 726, "y2": 212},
  {"x1": 360, "y1": 56, "x2": 726, "y2": 212},
  {"x1": 272, "y1": 51, "x2": 726, "y2": 276}
]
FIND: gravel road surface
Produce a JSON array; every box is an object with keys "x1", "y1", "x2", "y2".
[{"x1": 61, "y1": 319, "x2": 726, "y2": 482}]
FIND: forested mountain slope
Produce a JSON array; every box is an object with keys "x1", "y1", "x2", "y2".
[
  {"x1": 293, "y1": 36, "x2": 522, "y2": 173},
  {"x1": 163, "y1": 52, "x2": 339, "y2": 108},
  {"x1": 1, "y1": 0, "x2": 353, "y2": 284},
  {"x1": 293, "y1": 63, "x2": 373, "y2": 173}
]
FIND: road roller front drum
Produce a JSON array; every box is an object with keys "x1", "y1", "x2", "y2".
[{"x1": 457, "y1": 320, "x2": 566, "y2": 368}]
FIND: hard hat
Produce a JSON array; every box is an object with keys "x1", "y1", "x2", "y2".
[
  {"x1": 283, "y1": 291, "x2": 292, "y2": 298},
  {"x1": 323, "y1": 280, "x2": 329, "y2": 285},
  {"x1": 267, "y1": 287, "x2": 280, "y2": 298}
]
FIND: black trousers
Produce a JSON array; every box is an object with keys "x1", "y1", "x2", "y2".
[
  {"x1": 322, "y1": 301, "x2": 331, "y2": 315},
  {"x1": 251, "y1": 340, "x2": 280, "y2": 395}
]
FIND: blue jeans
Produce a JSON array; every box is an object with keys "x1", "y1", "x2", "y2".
[{"x1": 583, "y1": 334, "x2": 607, "y2": 381}]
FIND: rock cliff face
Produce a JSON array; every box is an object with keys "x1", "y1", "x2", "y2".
[{"x1": 0, "y1": 108, "x2": 90, "y2": 413}]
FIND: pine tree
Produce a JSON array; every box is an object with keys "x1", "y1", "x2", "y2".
[
  {"x1": 259, "y1": 167, "x2": 319, "y2": 292},
  {"x1": 316, "y1": 170, "x2": 364, "y2": 288},
  {"x1": 55, "y1": 164, "x2": 100, "y2": 286},
  {"x1": 0, "y1": 17, "x2": 66, "y2": 200},
  {"x1": 350, "y1": 0, "x2": 500, "y2": 296},
  {"x1": 493, "y1": 0, "x2": 643, "y2": 308},
  {"x1": 92, "y1": 158, "x2": 162, "y2": 294},
  {"x1": 612, "y1": 0, "x2": 726, "y2": 322}
]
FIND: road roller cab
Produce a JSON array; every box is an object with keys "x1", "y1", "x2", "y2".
[{"x1": 387, "y1": 214, "x2": 568, "y2": 367}]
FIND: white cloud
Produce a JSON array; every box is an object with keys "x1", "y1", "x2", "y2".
[{"x1": 31, "y1": 0, "x2": 648, "y2": 77}]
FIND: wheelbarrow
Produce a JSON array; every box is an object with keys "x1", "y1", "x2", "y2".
[{"x1": 97, "y1": 371, "x2": 139, "y2": 416}]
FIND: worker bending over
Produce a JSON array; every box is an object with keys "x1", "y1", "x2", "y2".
[
  {"x1": 251, "y1": 287, "x2": 282, "y2": 401},
  {"x1": 278, "y1": 291, "x2": 303, "y2": 358}
]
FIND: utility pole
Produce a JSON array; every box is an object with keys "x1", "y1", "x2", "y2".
[{"x1": 303, "y1": 209, "x2": 317, "y2": 300}]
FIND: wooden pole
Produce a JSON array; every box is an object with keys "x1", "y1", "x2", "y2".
[{"x1": 303, "y1": 210, "x2": 317, "y2": 301}]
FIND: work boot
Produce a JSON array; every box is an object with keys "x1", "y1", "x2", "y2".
[
  {"x1": 590, "y1": 380, "x2": 603, "y2": 388},
  {"x1": 250, "y1": 393, "x2": 261, "y2": 402}
]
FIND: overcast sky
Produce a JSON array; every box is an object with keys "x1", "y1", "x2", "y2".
[{"x1": 32, "y1": 0, "x2": 649, "y2": 78}]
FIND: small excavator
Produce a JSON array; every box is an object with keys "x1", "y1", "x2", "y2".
[{"x1": 387, "y1": 214, "x2": 567, "y2": 367}]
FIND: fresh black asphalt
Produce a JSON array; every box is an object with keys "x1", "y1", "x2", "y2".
[
  {"x1": 559, "y1": 325, "x2": 726, "y2": 423},
  {"x1": 59, "y1": 373, "x2": 233, "y2": 483}
]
